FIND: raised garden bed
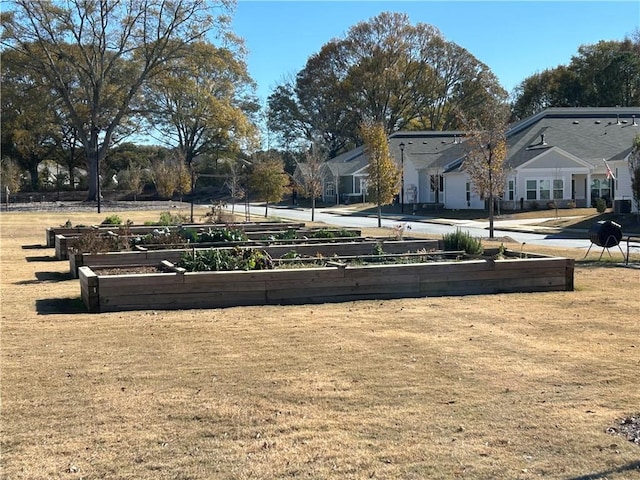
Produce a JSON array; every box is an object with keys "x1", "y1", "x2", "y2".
[
  {"x1": 69, "y1": 239, "x2": 440, "y2": 277},
  {"x1": 54, "y1": 225, "x2": 361, "y2": 260},
  {"x1": 46, "y1": 221, "x2": 306, "y2": 247},
  {"x1": 79, "y1": 249, "x2": 575, "y2": 313}
]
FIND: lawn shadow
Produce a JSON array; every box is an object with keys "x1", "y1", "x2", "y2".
[
  {"x1": 22, "y1": 244, "x2": 49, "y2": 250},
  {"x1": 566, "y1": 460, "x2": 640, "y2": 480},
  {"x1": 35, "y1": 297, "x2": 87, "y2": 315},
  {"x1": 14, "y1": 271, "x2": 73, "y2": 284},
  {"x1": 25, "y1": 255, "x2": 60, "y2": 262}
]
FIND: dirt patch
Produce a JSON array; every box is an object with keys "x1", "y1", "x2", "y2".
[{"x1": 96, "y1": 266, "x2": 161, "y2": 275}]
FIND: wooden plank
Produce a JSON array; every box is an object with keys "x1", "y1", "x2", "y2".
[{"x1": 78, "y1": 267, "x2": 99, "y2": 312}]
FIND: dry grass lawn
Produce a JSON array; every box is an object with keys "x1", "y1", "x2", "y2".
[{"x1": 1, "y1": 209, "x2": 639, "y2": 479}]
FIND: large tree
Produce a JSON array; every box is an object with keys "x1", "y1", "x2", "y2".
[
  {"x1": 1, "y1": 0, "x2": 231, "y2": 201},
  {"x1": 360, "y1": 121, "x2": 400, "y2": 228},
  {"x1": 144, "y1": 40, "x2": 259, "y2": 168},
  {"x1": 0, "y1": 48, "x2": 60, "y2": 190},
  {"x1": 512, "y1": 34, "x2": 640, "y2": 119},
  {"x1": 267, "y1": 12, "x2": 506, "y2": 156}
]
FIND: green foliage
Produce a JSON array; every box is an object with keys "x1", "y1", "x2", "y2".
[
  {"x1": 512, "y1": 38, "x2": 640, "y2": 119},
  {"x1": 442, "y1": 229, "x2": 484, "y2": 255},
  {"x1": 101, "y1": 215, "x2": 123, "y2": 225},
  {"x1": 373, "y1": 243, "x2": 385, "y2": 256},
  {"x1": 309, "y1": 228, "x2": 358, "y2": 239},
  {"x1": 360, "y1": 121, "x2": 400, "y2": 227},
  {"x1": 177, "y1": 247, "x2": 274, "y2": 272},
  {"x1": 158, "y1": 211, "x2": 189, "y2": 226},
  {"x1": 272, "y1": 229, "x2": 298, "y2": 240},
  {"x1": 248, "y1": 155, "x2": 290, "y2": 209},
  {"x1": 595, "y1": 197, "x2": 607, "y2": 213},
  {"x1": 191, "y1": 227, "x2": 248, "y2": 243},
  {"x1": 281, "y1": 250, "x2": 300, "y2": 260},
  {"x1": 267, "y1": 12, "x2": 507, "y2": 155}
]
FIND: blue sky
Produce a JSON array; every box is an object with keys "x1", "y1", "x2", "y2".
[{"x1": 230, "y1": 1, "x2": 640, "y2": 104}]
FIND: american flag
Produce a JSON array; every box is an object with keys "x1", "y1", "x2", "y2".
[{"x1": 604, "y1": 159, "x2": 615, "y2": 180}]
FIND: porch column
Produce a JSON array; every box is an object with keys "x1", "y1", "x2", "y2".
[{"x1": 586, "y1": 172, "x2": 591, "y2": 208}]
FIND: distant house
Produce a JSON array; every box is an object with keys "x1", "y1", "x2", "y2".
[
  {"x1": 320, "y1": 107, "x2": 640, "y2": 212},
  {"x1": 500, "y1": 107, "x2": 639, "y2": 212}
]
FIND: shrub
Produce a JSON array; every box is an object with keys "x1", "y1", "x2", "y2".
[
  {"x1": 158, "y1": 211, "x2": 189, "y2": 226},
  {"x1": 595, "y1": 197, "x2": 607, "y2": 213},
  {"x1": 442, "y1": 228, "x2": 483, "y2": 255},
  {"x1": 530, "y1": 201, "x2": 539, "y2": 210},
  {"x1": 567, "y1": 200, "x2": 576, "y2": 209},
  {"x1": 101, "y1": 215, "x2": 122, "y2": 225}
]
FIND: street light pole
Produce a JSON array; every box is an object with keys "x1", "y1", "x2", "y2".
[{"x1": 399, "y1": 142, "x2": 405, "y2": 213}]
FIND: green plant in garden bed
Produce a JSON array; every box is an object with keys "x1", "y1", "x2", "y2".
[
  {"x1": 194, "y1": 227, "x2": 248, "y2": 243},
  {"x1": 442, "y1": 229, "x2": 483, "y2": 255},
  {"x1": 309, "y1": 228, "x2": 358, "y2": 239},
  {"x1": 131, "y1": 228, "x2": 185, "y2": 247},
  {"x1": 268, "y1": 228, "x2": 298, "y2": 240},
  {"x1": 177, "y1": 247, "x2": 273, "y2": 271}
]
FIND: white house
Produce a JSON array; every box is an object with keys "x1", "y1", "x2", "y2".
[{"x1": 319, "y1": 107, "x2": 640, "y2": 213}]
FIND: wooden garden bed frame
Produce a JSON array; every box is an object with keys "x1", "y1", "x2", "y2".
[
  {"x1": 79, "y1": 249, "x2": 575, "y2": 313},
  {"x1": 54, "y1": 226, "x2": 361, "y2": 260},
  {"x1": 46, "y1": 221, "x2": 306, "y2": 247},
  {"x1": 69, "y1": 239, "x2": 440, "y2": 277}
]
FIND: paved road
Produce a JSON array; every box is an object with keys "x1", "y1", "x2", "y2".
[{"x1": 239, "y1": 203, "x2": 599, "y2": 250}]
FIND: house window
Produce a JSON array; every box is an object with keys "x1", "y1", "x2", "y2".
[
  {"x1": 526, "y1": 180, "x2": 537, "y2": 200},
  {"x1": 465, "y1": 182, "x2": 471, "y2": 206},
  {"x1": 325, "y1": 182, "x2": 335, "y2": 197},
  {"x1": 553, "y1": 179, "x2": 563, "y2": 199},
  {"x1": 526, "y1": 179, "x2": 563, "y2": 200},
  {"x1": 591, "y1": 178, "x2": 611, "y2": 202},
  {"x1": 539, "y1": 179, "x2": 550, "y2": 200},
  {"x1": 507, "y1": 179, "x2": 515, "y2": 201}
]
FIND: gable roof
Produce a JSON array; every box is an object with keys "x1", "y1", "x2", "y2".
[
  {"x1": 388, "y1": 131, "x2": 469, "y2": 171},
  {"x1": 506, "y1": 107, "x2": 640, "y2": 169},
  {"x1": 324, "y1": 145, "x2": 367, "y2": 177}
]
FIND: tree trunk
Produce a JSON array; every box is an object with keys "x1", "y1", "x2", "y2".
[
  {"x1": 264, "y1": 202, "x2": 269, "y2": 218},
  {"x1": 28, "y1": 164, "x2": 39, "y2": 191},
  {"x1": 311, "y1": 197, "x2": 316, "y2": 222},
  {"x1": 377, "y1": 204, "x2": 382, "y2": 228},
  {"x1": 488, "y1": 193, "x2": 495, "y2": 238}
]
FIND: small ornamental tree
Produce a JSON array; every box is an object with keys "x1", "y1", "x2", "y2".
[
  {"x1": 461, "y1": 106, "x2": 510, "y2": 238},
  {"x1": 360, "y1": 121, "x2": 400, "y2": 227},
  {"x1": 629, "y1": 134, "x2": 640, "y2": 220},
  {"x1": 249, "y1": 156, "x2": 290, "y2": 217},
  {"x1": 295, "y1": 142, "x2": 326, "y2": 221}
]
